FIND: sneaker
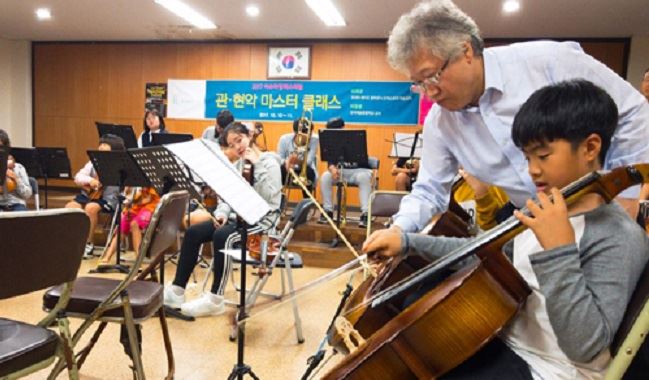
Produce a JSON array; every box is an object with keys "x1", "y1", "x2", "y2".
[
  {"x1": 318, "y1": 210, "x2": 334, "y2": 224},
  {"x1": 180, "y1": 294, "x2": 225, "y2": 317},
  {"x1": 358, "y1": 212, "x2": 368, "y2": 228},
  {"x1": 163, "y1": 285, "x2": 185, "y2": 309},
  {"x1": 82, "y1": 243, "x2": 95, "y2": 259}
]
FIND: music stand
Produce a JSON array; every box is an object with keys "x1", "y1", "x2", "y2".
[
  {"x1": 151, "y1": 133, "x2": 194, "y2": 146},
  {"x1": 96, "y1": 122, "x2": 138, "y2": 149},
  {"x1": 87, "y1": 150, "x2": 151, "y2": 274},
  {"x1": 389, "y1": 132, "x2": 423, "y2": 159},
  {"x1": 39, "y1": 147, "x2": 72, "y2": 208},
  {"x1": 319, "y1": 129, "x2": 369, "y2": 246},
  {"x1": 165, "y1": 139, "x2": 270, "y2": 380}
]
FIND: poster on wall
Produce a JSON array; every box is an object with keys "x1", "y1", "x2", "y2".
[
  {"x1": 145, "y1": 82, "x2": 168, "y2": 116},
  {"x1": 167, "y1": 79, "x2": 420, "y2": 125}
]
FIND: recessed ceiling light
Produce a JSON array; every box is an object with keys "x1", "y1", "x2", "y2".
[
  {"x1": 502, "y1": 0, "x2": 520, "y2": 13},
  {"x1": 305, "y1": 0, "x2": 346, "y2": 27},
  {"x1": 154, "y1": 0, "x2": 217, "y2": 30},
  {"x1": 35, "y1": 8, "x2": 51, "y2": 20},
  {"x1": 246, "y1": 5, "x2": 260, "y2": 18}
]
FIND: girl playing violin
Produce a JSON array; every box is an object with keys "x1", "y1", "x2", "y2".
[
  {"x1": 65, "y1": 134, "x2": 125, "y2": 258},
  {"x1": 164, "y1": 121, "x2": 282, "y2": 317},
  {"x1": 100, "y1": 186, "x2": 160, "y2": 263},
  {"x1": 0, "y1": 129, "x2": 32, "y2": 211}
]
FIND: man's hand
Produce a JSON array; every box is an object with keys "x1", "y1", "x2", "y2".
[
  {"x1": 514, "y1": 188, "x2": 575, "y2": 250},
  {"x1": 362, "y1": 226, "x2": 403, "y2": 259}
]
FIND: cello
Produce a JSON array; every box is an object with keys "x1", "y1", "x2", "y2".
[{"x1": 322, "y1": 164, "x2": 649, "y2": 379}]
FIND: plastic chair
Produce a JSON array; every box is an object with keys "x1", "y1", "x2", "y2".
[
  {"x1": 365, "y1": 190, "x2": 408, "y2": 238},
  {"x1": 0, "y1": 209, "x2": 88, "y2": 379},
  {"x1": 605, "y1": 261, "x2": 649, "y2": 379},
  {"x1": 43, "y1": 191, "x2": 189, "y2": 380}
]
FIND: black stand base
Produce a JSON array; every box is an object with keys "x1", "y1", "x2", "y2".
[
  {"x1": 227, "y1": 364, "x2": 259, "y2": 380},
  {"x1": 90, "y1": 264, "x2": 130, "y2": 274},
  {"x1": 164, "y1": 305, "x2": 195, "y2": 322}
]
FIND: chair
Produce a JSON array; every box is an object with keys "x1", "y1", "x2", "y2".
[
  {"x1": 220, "y1": 199, "x2": 316, "y2": 343},
  {"x1": 27, "y1": 177, "x2": 39, "y2": 210},
  {"x1": 0, "y1": 209, "x2": 88, "y2": 379},
  {"x1": 605, "y1": 261, "x2": 649, "y2": 379},
  {"x1": 365, "y1": 190, "x2": 408, "y2": 238},
  {"x1": 43, "y1": 191, "x2": 189, "y2": 380}
]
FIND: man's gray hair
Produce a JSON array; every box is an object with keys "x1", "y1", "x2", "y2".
[{"x1": 387, "y1": 0, "x2": 483, "y2": 73}]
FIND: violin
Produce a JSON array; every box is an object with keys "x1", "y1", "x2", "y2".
[
  {"x1": 82, "y1": 181, "x2": 103, "y2": 201},
  {"x1": 322, "y1": 164, "x2": 649, "y2": 379},
  {"x1": 246, "y1": 233, "x2": 281, "y2": 264},
  {"x1": 1, "y1": 156, "x2": 17, "y2": 193}
]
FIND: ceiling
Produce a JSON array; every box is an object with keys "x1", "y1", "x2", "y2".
[{"x1": 0, "y1": 0, "x2": 648, "y2": 42}]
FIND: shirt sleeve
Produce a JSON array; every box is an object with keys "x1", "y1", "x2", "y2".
[
  {"x1": 546, "y1": 42, "x2": 649, "y2": 198},
  {"x1": 393, "y1": 110, "x2": 459, "y2": 232},
  {"x1": 13, "y1": 164, "x2": 32, "y2": 199},
  {"x1": 74, "y1": 161, "x2": 95, "y2": 186}
]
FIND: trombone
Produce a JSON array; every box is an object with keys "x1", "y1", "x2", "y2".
[{"x1": 290, "y1": 108, "x2": 314, "y2": 188}]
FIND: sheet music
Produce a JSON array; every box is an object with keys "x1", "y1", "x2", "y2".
[
  {"x1": 389, "y1": 132, "x2": 423, "y2": 158},
  {"x1": 165, "y1": 139, "x2": 271, "y2": 225}
]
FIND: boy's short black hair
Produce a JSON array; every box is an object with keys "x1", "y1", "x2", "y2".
[
  {"x1": 0, "y1": 129, "x2": 10, "y2": 147},
  {"x1": 216, "y1": 110, "x2": 235, "y2": 129},
  {"x1": 326, "y1": 117, "x2": 345, "y2": 129},
  {"x1": 99, "y1": 134, "x2": 126, "y2": 151},
  {"x1": 218, "y1": 121, "x2": 249, "y2": 148},
  {"x1": 512, "y1": 79, "x2": 618, "y2": 164}
]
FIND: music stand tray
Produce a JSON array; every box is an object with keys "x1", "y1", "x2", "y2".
[
  {"x1": 151, "y1": 133, "x2": 194, "y2": 146},
  {"x1": 87, "y1": 150, "x2": 151, "y2": 274},
  {"x1": 37, "y1": 147, "x2": 72, "y2": 180},
  {"x1": 10, "y1": 147, "x2": 43, "y2": 179},
  {"x1": 96, "y1": 122, "x2": 139, "y2": 149}
]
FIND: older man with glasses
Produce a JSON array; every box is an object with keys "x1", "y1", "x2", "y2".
[
  {"x1": 641, "y1": 68, "x2": 649, "y2": 102},
  {"x1": 365, "y1": 0, "x2": 649, "y2": 257}
]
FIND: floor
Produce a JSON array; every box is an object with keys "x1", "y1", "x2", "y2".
[{"x1": 1, "y1": 250, "x2": 361, "y2": 379}]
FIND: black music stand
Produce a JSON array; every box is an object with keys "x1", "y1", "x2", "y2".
[
  {"x1": 87, "y1": 150, "x2": 151, "y2": 274},
  {"x1": 38, "y1": 147, "x2": 72, "y2": 208},
  {"x1": 96, "y1": 122, "x2": 138, "y2": 149},
  {"x1": 319, "y1": 129, "x2": 369, "y2": 246},
  {"x1": 151, "y1": 133, "x2": 194, "y2": 146}
]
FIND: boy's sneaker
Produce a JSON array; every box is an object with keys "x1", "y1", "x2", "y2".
[
  {"x1": 318, "y1": 210, "x2": 334, "y2": 224},
  {"x1": 358, "y1": 212, "x2": 368, "y2": 228},
  {"x1": 82, "y1": 243, "x2": 95, "y2": 259},
  {"x1": 163, "y1": 285, "x2": 185, "y2": 309},
  {"x1": 180, "y1": 294, "x2": 225, "y2": 317}
]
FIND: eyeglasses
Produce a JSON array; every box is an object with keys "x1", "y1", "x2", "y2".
[{"x1": 412, "y1": 58, "x2": 450, "y2": 92}]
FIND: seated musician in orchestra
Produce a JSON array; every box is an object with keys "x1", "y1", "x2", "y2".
[
  {"x1": 100, "y1": 186, "x2": 161, "y2": 263},
  {"x1": 0, "y1": 129, "x2": 32, "y2": 212},
  {"x1": 201, "y1": 109, "x2": 234, "y2": 143},
  {"x1": 65, "y1": 134, "x2": 125, "y2": 258},
  {"x1": 363, "y1": 80, "x2": 649, "y2": 378},
  {"x1": 391, "y1": 157, "x2": 419, "y2": 192},
  {"x1": 165, "y1": 122, "x2": 282, "y2": 317},
  {"x1": 277, "y1": 117, "x2": 319, "y2": 197},
  {"x1": 319, "y1": 117, "x2": 372, "y2": 228},
  {"x1": 137, "y1": 108, "x2": 167, "y2": 148}
]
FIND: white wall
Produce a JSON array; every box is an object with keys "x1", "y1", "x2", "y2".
[
  {"x1": 0, "y1": 38, "x2": 31, "y2": 147},
  {"x1": 628, "y1": 36, "x2": 649, "y2": 92}
]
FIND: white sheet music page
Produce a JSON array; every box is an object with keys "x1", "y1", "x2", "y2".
[
  {"x1": 165, "y1": 139, "x2": 270, "y2": 225},
  {"x1": 390, "y1": 132, "x2": 423, "y2": 158}
]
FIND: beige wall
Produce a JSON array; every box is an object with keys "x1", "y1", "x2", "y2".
[
  {"x1": 0, "y1": 38, "x2": 31, "y2": 147},
  {"x1": 628, "y1": 36, "x2": 649, "y2": 93}
]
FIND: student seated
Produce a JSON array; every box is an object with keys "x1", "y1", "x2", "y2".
[
  {"x1": 164, "y1": 122, "x2": 282, "y2": 317},
  {"x1": 65, "y1": 134, "x2": 125, "y2": 258},
  {"x1": 319, "y1": 117, "x2": 372, "y2": 227},
  {"x1": 363, "y1": 79, "x2": 649, "y2": 378},
  {"x1": 201, "y1": 109, "x2": 234, "y2": 143},
  {"x1": 0, "y1": 129, "x2": 32, "y2": 212},
  {"x1": 100, "y1": 186, "x2": 160, "y2": 263},
  {"x1": 391, "y1": 157, "x2": 419, "y2": 192},
  {"x1": 138, "y1": 108, "x2": 167, "y2": 148},
  {"x1": 277, "y1": 117, "x2": 319, "y2": 196}
]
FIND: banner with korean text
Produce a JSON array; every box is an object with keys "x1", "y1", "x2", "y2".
[{"x1": 168, "y1": 79, "x2": 419, "y2": 125}]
